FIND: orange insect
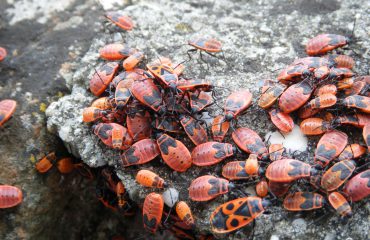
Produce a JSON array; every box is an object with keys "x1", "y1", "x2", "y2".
[
  {"x1": 258, "y1": 82, "x2": 287, "y2": 109},
  {"x1": 338, "y1": 144, "x2": 367, "y2": 161},
  {"x1": 232, "y1": 127, "x2": 268, "y2": 159},
  {"x1": 116, "y1": 182, "x2": 127, "y2": 208},
  {"x1": 268, "y1": 108, "x2": 294, "y2": 133},
  {"x1": 306, "y1": 34, "x2": 348, "y2": 56},
  {"x1": 277, "y1": 64, "x2": 309, "y2": 84},
  {"x1": 328, "y1": 67, "x2": 354, "y2": 79},
  {"x1": 176, "y1": 78, "x2": 213, "y2": 92},
  {"x1": 175, "y1": 201, "x2": 195, "y2": 227},
  {"x1": 35, "y1": 152, "x2": 56, "y2": 173},
  {"x1": 131, "y1": 79, "x2": 165, "y2": 113},
  {"x1": 0, "y1": 99, "x2": 17, "y2": 126},
  {"x1": 191, "y1": 142, "x2": 234, "y2": 166},
  {"x1": 99, "y1": 43, "x2": 137, "y2": 61},
  {"x1": 136, "y1": 170, "x2": 167, "y2": 188},
  {"x1": 279, "y1": 80, "x2": 313, "y2": 113},
  {"x1": 90, "y1": 62, "x2": 119, "y2": 96},
  {"x1": 91, "y1": 97, "x2": 112, "y2": 110},
  {"x1": 222, "y1": 160, "x2": 256, "y2": 180},
  {"x1": 320, "y1": 160, "x2": 356, "y2": 192},
  {"x1": 268, "y1": 181, "x2": 291, "y2": 197},
  {"x1": 337, "y1": 77, "x2": 354, "y2": 90},
  {"x1": 121, "y1": 139, "x2": 160, "y2": 167},
  {"x1": 188, "y1": 91, "x2": 212, "y2": 113},
  {"x1": 345, "y1": 80, "x2": 368, "y2": 96},
  {"x1": 93, "y1": 123, "x2": 133, "y2": 150},
  {"x1": 266, "y1": 159, "x2": 314, "y2": 182},
  {"x1": 314, "y1": 130, "x2": 348, "y2": 167},
  {"x1": 313, "y1": 65, "x2": 330, "y2": 79},
  {"x1": 328, "y1": 192, "x2": 352, "y2": 217},
  {"x1": 343, "y1": 169, "x2": 370, "y2": 202},
  {"x1": 314, "y1": 84, "x2": 337, "y2": 96},
  {"x1": 188, "y1": 175, "x2": 232, "y2": 202},
  {"x1": 155, "y1": 117, "x2": 182, "y2": 133},
  {"x1": 326, "y1": 54, "x2": 355, "y2": 69},
  {"x1": 342, "y1": 95, "x2": 370, "y2": 113},
  {"x1": 56, "y1": 157, "x2": 76, "y2": 174},
  {"x1": 114, "y1": 81, "x2": 132, "y2": 110},
  {"x1": 283, "y1": 192, "x2": 324, "y2": 211},
  {"x1": 105, "y1": 11, "x2": 134, "y2": 31},
  {"x1": 245, "y1": 154, "x2": 259, "y2": 175},
  {"x1": 143, "y1": 193, "x2": 164, "y2": 233},
  {"x1": 126, "y1": 111, "x2": 152, "y2": 142},
  {"x1": 179, "y1": 115, "x2": 208, "y2": 145},
  {"x1": 209, "y1": 196, "x2": 269, "y2": 233},
  {"x1": 269, "y1": 144, "x2": 284, "y2": 161},
  {"x1": 0, "y1": 47, "x2": 7, "y2": 61},
  {"x1": 0, "y1": 185, "x2": 23, "y2": 209},
  {"x1": 335, "y1": 113, "x2": 370, "y2": 128},
  {"x1": 211, "y1": 115, "x2": 230, "y2": 142},
  {"x1": 82, "y1": 107, "x2": 107, "y2": 122},
  {"x1": 300, "y1": 117, "x2": 332, "y2": 135},
  {"x1": 122, "y1": 51, "x2": 144, "y2": 71},
  {"x1": 363, "y1": 123, "x2": 370, "y2": 151},
  {"x1": 157, "y1": 134, "x2": 192, "y2": 172},
  {"x1": 256, "y1": 179, "x2": 269, "y2": 197},
  {"x1": 224, "y1": 89, "x2": 252, "y2": 121},
  {"x1": 188, "y1": 37, "x2": 222, "y2": 53}
]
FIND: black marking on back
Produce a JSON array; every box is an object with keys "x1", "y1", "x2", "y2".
[
  {"x1": 124, "y1": 146, "x2": 139, "y2": 164},
  {"x1": 208, "y1": 178, "x2": 221, "y2": 195},
  {"x1": 211, "y1": 208, "x2": 228, "y2": 230},
  {"x1": 143, "y1": 214, "x2": 157, "y2": 231},
  {"x1": 316, "y1": 144, "x2": 336, "y2": 160},
  {"x1": 249, "y1": 199, "x2": 262, "y2": 214},
  {"x1": 213, "y1": 143, "x2": 226, "y2": 159},
  {"x1": 300, "y1": 192, "x2": 315, "y2": 210},
  {"x1": 98, "y1": 124, "x2": 113, "y2": 139},
  {"x1": 360, "y1": 171, "x2": 370, "y2": 187},
  {"x1": 234, "y1": 200, "x2": 252, "y2": 217},
  {"x1": 158, "y1": 135, "x2": 177, "y2": 155},
  {"x1": 331, "y1": 161, "x2": 354, "y2": 180}
]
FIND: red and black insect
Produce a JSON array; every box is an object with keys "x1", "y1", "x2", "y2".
[
  {"x1": 279, "y1": 80, "x2": 313, "y2": 113},
  {"x1": 126, "y1": 111, "x2": 152, "y2": 141},
  {"x1": 189, "y1": 91, "x2": 212, "y2": 113},
  {"x1": 99, "y1": 43, "x2": 137, "y2": 61},
  {"x1": 0, "y1": 185, "x2": 22, "y2": 208},
  {"x1": 300, "y1": 117, "x2": 332, "y2": 135},
  {"x1": 268, "y1": 108, "x2": 294, "y2": 133},
  {"x1": 266, "y1": 159, "x2": 315, "y2": 182},
  {"x1": 337, "y1": 77, "x2": 354, "y2": 90},
  {"x1": 306, "y1": 34, "x2": 348, "y2": 56},
  {"x1": 211, "y1": 115, "x2": 230, "y2": 142},
  {"x1": 136, "y1": 170, "x2": 167, "y2": 188},
  {"x1": 328, "y1": 192, "x2": 352, "y2": 217},
  {"x1": 155, "y1": 117, "x2": 182, "y2": 133},
  {"x1": 314, "y1": 84, "x2": 337, "y2": 96},
  {"x1": 191, "y1": 142, "x2": 234, "y2": 166},
  {"x1": 82, "y1": 107, "x2": 107, "y2": 123},
  {"x1": 147, "y1": 63, "x2": 178, "y2": 89},
  {"x1": 256, "y1": 179, "x2": 269, "y2": 198},
  {"x1": 224, "y1": 89, "x2": 252, "y2": 121},
  {"x1": 188, "y1": 37, "x2": 222, "y2": 53},
  {"x1": 283, "y1": 192, "x2": 324, "y2": 211},
  {"x1": 0, "y1": 99, "x2": 17, "y2": 126},
  {"x1": 176, "y1": 78, "x2": 213, "y2": 92},
  {"x1": 335, "y1": 113, "x2": 370, "y2": 128},
  {"x1": 56, "y1": 157, "x2": 77, "y2": 174},
  {"x1": 114, "y1": 81, "x2": 132, "y2": 110},
  {"x1": 131, "y1": 79, "x2": 166, "y2": 114},
  {"x1": 209, "y1": 196, "x2": 269, "y2": 233},
  {"x1": 268, "y1": 181, "x2": 291, "y2": 197},
  {"x1": 123, "y1": 51, "x2": 144, "y2": 71},
  {"x1": 35, "y1": 152, "x2": 56, "y2": 173},
  {"x1": 157, "y1": 133, "x2": 192, "y2": 172},
  {"x1": 232, "y1": 127, "x2": 268, "y2": 159},
  {"x1": 179, "y1": 114, "x2": 208, "y2": 145},
  {"x1": 121, "y1": 139, "x2": 160, "y2": 167},
  {"x1": 0, "y1": 47, "x2": 7, "y2": 61},
  {"x1": 345, "y1": 80, "x2": 369, "y2": 96},
  {"x1": 105, "y1": 11, "x2": 134, "y2": 31},
  {"x1": 222, "y1": 160, "x2": 256, "y2": 180},
  {"x1": 277, "y1": 64, "x2": 309, "y2": 84},
  {"x1": 268, "y1": 143, "x2": 284, "y2": 161},
  {"x1": 314, "y1": 130, "x2": 348, "y2": 167},
  {"x1": 325, "y1": 54, "x2": 355, "y2": 69},
  {"x1": 328, "y1": 67, "x2": 354, "y2": 79},
  {"x1": 90, "y1": 62, "x2": 119, "y2": 96},
  {"x1": 91, "y1": 97, "x2": 112, "y2": 110},
  {"x1": 188, "y1": 175, "x2": 233, "y2": 202},
  {"x1": 143, "y1": 193, "x2": 164, "y2": 233},
  {"x1": 320, "y1": 160, "x2": 356, "y2": 192},
  {"x1": 343, "y1": 169, "x2": 370, "y2": 202},
  {"x1": 338, "y1": 144, "x2": 367, "y2": 161},
  {"x1": 92, "y1": 123, "x2": 133, "y2": 150},
  {"x1": 175, "y1": 201, "x2": 195, "y2": 228},
  {"x1": 258, "y1": 82, "x2": 287, "y2": 109},
  {"x1": 342, "y1": 95, "x2": 370, "y2": 113}
]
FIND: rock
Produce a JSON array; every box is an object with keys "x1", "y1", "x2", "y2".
[{"x1": 45, "y1": 0, "x2": 370, "y2": 239}]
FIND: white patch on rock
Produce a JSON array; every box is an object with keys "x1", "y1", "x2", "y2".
[
  {"x1": 53, "y1": 16, "x2": 83, "y2": 31},
  {"x1": 162, "y1": 188, "x2": 179, "y2": 207},
  {"x1": 266, "y1": 125, "x2": 308, "y2": 152},
  {"x1": 98, "y1": 0, "x2": 126, "y2": 10},
  {"x1": 270, "y1": 235, "x2": 279, "y2": 240}
]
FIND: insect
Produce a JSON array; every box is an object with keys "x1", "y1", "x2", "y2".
[
  {"x1": 91, "y1": 97, "x2": 112, "y2": 110},
  {"x1": 269, "y1": 143, "x2": 284, "y2": 161},
  {"x1": 363, "y1": 123, "x2": 370, "y2": 151},
  {"x1": 283, "y1": 192, "x2": 324, "y2": 211},
  {"x1": 155, "y1": 117, "x2": 182, "y2": 133},
  {"x1": 116, "y1": 182, "x2": 127, "y2": 208},
  {"x1": 105, "y1": 11, "x2": 134, "y2": 31},
  {"x1": 131, "y1": 79, "x2": 166, "y2": 114},
  {"x1": 209, "y1": 196, "x2": 269, "y2": 234},
  {"x1": 120, "y1": 139, "x2": 160, "y2": 167},
  {"x1": 258, "y1": 82, "x2": 287, "y2": 109},
  {"x1": 320, "y1": 160, "x2": 356, "y2": 192},
  {"x1": 343, "y1": 169, "x2": 370, "y2": 202},
  {"x1": 122, "y1": 51, "x2": 144, "y2": 71},
  {"x1": 345, "y1": 80, "x2": 369, "y2": 96},
  {"x1": 335, "y1": 113, "x2": 370, "y2": 128},
  {"x1": 189, "y1": 91, "x2": 213, "y2": 113},
  {"x1": 342, "y1": 95, "x2": 370, "y2": 113},
  {"x1": 99, "y1": 43, "x2": 137, "y2": 60},
  {"x1": 328, "y1": 67, "x2": 354, "y2": 79},
  {"x1": 277, "y1": 64, "x2": 310, "y2": 84},
  {"x1": 126, "y1": 111, "x2": 152, "y2": 142},
  {"x1": 306, "y1": 34, "x2": 348, "y2": 56},
  {"x1": 191, "y1": 142, "x2": 234, "y2": 166},
  {"x1": 337, "y1": 77, "x2": 354, "y2": 90},
  {"x1": 188, "y1": 37, "x2": 222, "y2": 53},
  {"x1": 136, "y1": 170, "x2": 167, "y2": 188},
  {"x1": 179, "y1": 114, "x2": 208, "y2": 145},
  {"x1": 92, "y1": 123, "x2": 133, "y2": 150},
  {"x1": 325, "y1": 54, "x2": 355, "y2": 69},
  {"x1": 256, "y1": 179, "x2": 269, "y2": 197},
  {"x1": 188, "y1": 175, "x2": 233, "y2": 202},
  {"x1": 232, "y1": 127, "x2": 268, "y2": 159},
  {"x1": 307, "y1": 92, "x2": 337, "y2": 109},
  {"x1": 313, "y1": 65, "x2": 330, "y2": 79},
  {"x1": 0, "y1": 185, "x2": 23, "y2": 208},
  {"x1": 268, "y1": 181, "x2": 291, "y2": 197},
  {"x1": 0, "y1": 99, "x2": 17, "y2": 126},
  {"x1": 300, "y1": 117, "x2": 332, "y2": 135},
  {"x1": 146, "y1": 63, "x2": 177, "y2": 89},
  {"x1": 222, "y1": 160, "x2": 256, "y2": 180},
  {"x1": 143, "y1": 193, "x2": 164, "y2": 233},
  {"x1": 314, "y1": 84, "x2": 337, "y2": 96},
  {"x1": 314, "y1": 130, "x2": 348, "y2": 167},
  {"x1": 175, "y1": 201, "x2": 195, "y2": 227},
  {"x1": 56, "y1": 157, "x2": 76, "y2": 174},
  {"x1": 35, "y1": 152, "x2": 56, "y2": 173},
  {"x1": 338, "y1": 144, "x2": 367, "y2": 161},
  {"x1": 0, "y1": 47, "x2": 7, "y2": 61},
  {"x1": 82, "y1": 107, "x2": 107, "y2": 122},
  {"x1": 211, "y1": 115, "x2": 230, "y2": 142},
  {"x1": 278, "y1": 80, "x2": 313, "y2": 113},
  {"x1": 114, "y1": 81, "x2": 132, "y2": 110},
  {"x1": 157, "y1": 134, "x2": 192, "y2": 172},
  {"x1": 328, "y1": 192, "x2": 352, "y2": 218},
  {"x1": 176, "y1": 78, "x2": 213, "y2": 92},
  {"x1": 224, "y1": 89, "x2": 253, "y2": 121},
  {"x1": 268, "y1": 108, "x2": 294, "y2": 133},
  {"x1": 265, "y1": 159, "x2": 315, "y2": 182},
  {"x1": 90, "y1": 62, "x2": 119, "y2": 96}
]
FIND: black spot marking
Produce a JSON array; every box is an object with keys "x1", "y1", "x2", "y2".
[
  {"x1": 123, "y1": 146, "x2": 139, "y2": 165},
  {"x1": 143, "y1": 214, "x2": 157, "y2": 231},
  {"x1": 208, "y1": 178, "x2": 221, "y2": 195},
  {"x1": 226, "y1": 203, "x2": 234, "y2": 210},
  {"x1": 230, "y1": 218, "x2": 239, "y2": 227},
  {"x1": 213, "y1": 143, "x2": 227, "y2": 159},
  {"x1": 300, "y1": 192, "x2": 314, "y2": 210}
]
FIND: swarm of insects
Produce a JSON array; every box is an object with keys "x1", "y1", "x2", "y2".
[{"x1": 80, "y1": 10, "x2": 370, "y2": 239}]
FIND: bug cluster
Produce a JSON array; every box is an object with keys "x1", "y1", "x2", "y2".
[{"x1": 80, "y1": 10, "x2": 370, "y2": 238}]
